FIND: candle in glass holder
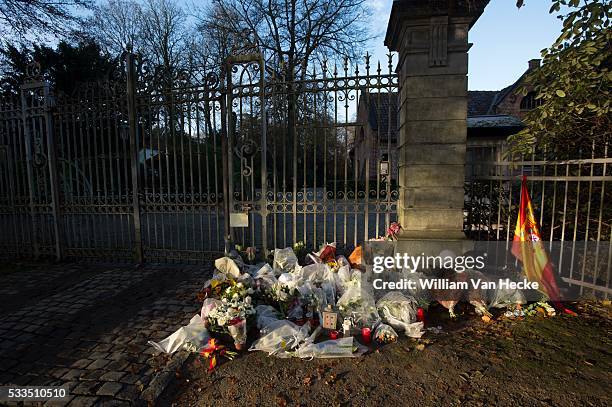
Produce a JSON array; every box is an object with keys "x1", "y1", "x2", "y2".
[
  {"x1": 329, "y1": 330, "x2": 339, "y2": 340},
  {"x1": 417, "y1": 307, "x2": 425, "y2": 322},
  {"x1": 361, "y1": 327, "x2": 371, "y2": 344}
]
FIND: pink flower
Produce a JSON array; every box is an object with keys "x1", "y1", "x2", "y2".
[{"x1": 386, "y1": 222, "x2": 402, "y2": 240}]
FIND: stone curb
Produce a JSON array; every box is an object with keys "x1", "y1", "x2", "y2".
[{"x1": 138, "y1": 350, "x2": 191, "y2": 406}]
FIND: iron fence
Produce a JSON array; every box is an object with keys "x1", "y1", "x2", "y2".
[
  {"x1": 464, "y1": 142, "x2": 612, "y2": 297},
  {"x1": 54, "y1": 74, "x2": 134, "y2": 261},
  {"x1": 227, "y1": 55, "x2": 399, "y2": 254},
  {"x1": 0, "y1": 54, "x2": 400, "y2": 263}
]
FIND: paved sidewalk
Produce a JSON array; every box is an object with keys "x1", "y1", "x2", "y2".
[{"x1": 0, "y1": 262, "x2": 211, "y2": 406}]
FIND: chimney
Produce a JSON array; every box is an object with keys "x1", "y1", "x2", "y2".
[{"x1": 528, "y1": 59, "x2": 541, "y2": 70}]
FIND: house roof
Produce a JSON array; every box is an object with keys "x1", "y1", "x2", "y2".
[
  {"x1": 366, "y1": 93, "x2": 399, "y2": 140},
  {"x1": 468, "y1": 91, "x2": 498, "y2": 115},
  {"x1": 467, "y1": 114, "x2": 524, "y2": 128},
  {"x1": 470, "y1": 61, "x2": 537, "y2": 115},
  {"x1": 361, "y1": 91, "x2": 523, "y2": 134}
]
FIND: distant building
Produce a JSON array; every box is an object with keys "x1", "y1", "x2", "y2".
[{"x1": 354, "y1": 59, "x2": 541, "y2": 180}]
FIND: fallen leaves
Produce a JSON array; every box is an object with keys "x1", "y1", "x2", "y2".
[
  {"x1": 324, "y1": 373, "x2": 337, "y2": 385},
  {"x1": 275, "y1": 393, "x2": 288, "y2": 407}
]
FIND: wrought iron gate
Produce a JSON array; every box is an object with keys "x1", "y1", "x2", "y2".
[
  {"x1": 1, "y1": 54, "x2": 399, "y2": 262},
  {"x1": 226, "y1": 54, "x2": 400, "y2": 254},
  {"x1": 0, "y1": 64, "x2": 60, "y2": 259}
]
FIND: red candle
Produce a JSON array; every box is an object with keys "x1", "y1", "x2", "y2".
[
  {"x1": 361, "y1": 327, "x2": 371, "y2": 344},
  {"x1": 417, "y1": 307, "x2": 425, "y2": 322},
  {"x1": 329, "y1": 330, "x2": 339, "y2": 340}
]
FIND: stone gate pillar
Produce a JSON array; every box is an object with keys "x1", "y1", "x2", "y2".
[{"x1": 385, "y1": 0, "x2": 489, "y2": 251}]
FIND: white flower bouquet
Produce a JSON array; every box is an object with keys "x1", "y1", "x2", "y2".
[{"x1": 206, "y1": 282, "x2": 256, "y2": 346}]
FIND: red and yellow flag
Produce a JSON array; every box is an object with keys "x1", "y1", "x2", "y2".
[{"x1": 511, "y1": 176, "x2": 562, "y2": 302}]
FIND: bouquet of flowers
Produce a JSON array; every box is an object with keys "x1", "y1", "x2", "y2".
[
  {"x1": 200, "y1": 338, "x2": 238, "y2": 372},
  {"x1": 268, "y1": 281, "x2": 300, "y2": 315},
  {"x1": 386, "y1": 222, "x2": 402, "y2": 240},
  {"x1": 270, "y1": 281, "x2": 297, "y2": 302},
  {"x1": 197, "y1": 274, "x2": 236, "y2": 301},
  {"x1": 317, "y1": 243, "x2": 337, "y2": 263},
  {"x1": 326, "y1": 260, "x2": 340, "y2": 272},
  {"x1": 374, "y1": 323, "x2": 398, "y2": 344},
  {"x1": 206, "y1": 282, "x2": 255, "y2": 347},
  {"x1": 337, "y1": 285, "x2": 378, "y2": 326},
  {"x1": 376, "y1": 292, "x2": 420, "y2": 335},
  {"x1": 523, "y1": 301, "x2": 556, "y2": 317},
  {"x1": 293, "y1": 241, "x2": 307, "y2": 261}
]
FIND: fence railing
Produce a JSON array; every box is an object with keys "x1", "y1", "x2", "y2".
[
  {"x1": 464, "y1": 142, "x2": 612, "y2": 298},
  {"x1": 0, "y1": 55, "x2": 400, "y2": 264}
]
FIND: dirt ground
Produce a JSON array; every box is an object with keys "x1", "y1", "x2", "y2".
[{"x1": 161, "y1": 302, "x2": 612, "y2": 407}]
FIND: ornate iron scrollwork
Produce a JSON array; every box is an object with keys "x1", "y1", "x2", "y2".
[
  {"x1": 33, "y1": 135, "x2": 47, "y2": 169},
  {"x1": 25, "y1": 61, "x2": 42, "y2": 81},
  {"x1": 235, "y1": 138, "x2": 258, "y2": 177}
]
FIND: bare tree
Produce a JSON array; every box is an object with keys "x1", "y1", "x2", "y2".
[
  {"x1": 0, "y1": 0, "x2": 92, "y2": 40},
  {"x1": 200, "y1": 0, "x2": 372, "y2": 80},
  {"x1": 85, "y1": 0, "x2": 144, "y2": 56},
  {"x1": 85, "y1": 0, "x2": 188, "y2": 85},
  {"x1": 189, "y1": 1, "x2": 252, "y2": 72},
  {"x1": 140, "y1": 0, "x2": 187, "y2": 83}
]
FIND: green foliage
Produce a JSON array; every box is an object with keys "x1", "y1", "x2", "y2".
[
  {"x1": 509, "y1": 0, "x2": 611, "y2": 156},
  {"x1": 0, "y1": 39, "x2": 119, "y2": 96}
]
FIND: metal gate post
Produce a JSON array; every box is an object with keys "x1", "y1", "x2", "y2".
[
  {"x1": 221, "y1": 63, "x2": 233, "y2": 254},
  {"x1": 126, "y1": 53, "x2": 144, "y2": 263},
  {"x1": 20, "y1": 86, "x2": 39, "y2": 258},
  {"x1": 43, "y1": 82, "x2": 63, "y2": 260},
  {"x1": 259, "y1": 56, "x2": 268, "y2": 256}
]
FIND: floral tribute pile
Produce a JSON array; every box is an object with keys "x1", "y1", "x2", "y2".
[
  {"x1": 150, "y1": 223, "x2": 425, "y2": 361},
  {"x1": 149, "y1": 222, "x2": 560, "y2": 368},
  {"x1": 197, "y1": 237, "x2": 424, "y2": 360}
]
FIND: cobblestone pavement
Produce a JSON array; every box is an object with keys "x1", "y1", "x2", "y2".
[{"x1": 0, "y1": 262, "x2": 211, "y2": 406}]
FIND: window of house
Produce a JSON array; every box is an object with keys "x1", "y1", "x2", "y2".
[{"x1": 520, "y1": 91, "x2": 543, "y2": 110}]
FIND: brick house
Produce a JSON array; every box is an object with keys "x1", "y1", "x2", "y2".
[{"x1": 354, "y1": 59, "x2": 541, "y2": 181}]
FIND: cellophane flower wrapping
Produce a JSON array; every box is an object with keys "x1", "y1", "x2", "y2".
[
  {"x1": 249, "y1": 320, "x2": 310, "y2": 357},
  {"x1": 273, "y1": 247, "x2": 299, "y2": 274},
  {"x1": 376, "y1": 292, "x2": 417, "y2": 330},
  {"x1": 255, "y1": 304, "x2": 282, "y2": 331},
  {"x1": 488, "y1": 284, "x2": 527, "y2": 309},
  {"x1": 336, "y1": 284, "x2": 378, "y2": 327},
  {"x1": 374, "y1": 323, "x2": 398, "y2": 344},
  {"x1": 227, "y1": 318, "x2": 247, "y2": 345}
]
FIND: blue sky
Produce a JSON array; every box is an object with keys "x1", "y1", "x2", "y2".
[
  {"x1": 367, "y1": 0, "x2": 563, "y2": 90},
  {"x1": 71, "y1": 0, "x2": 560, "y2": 91}
]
